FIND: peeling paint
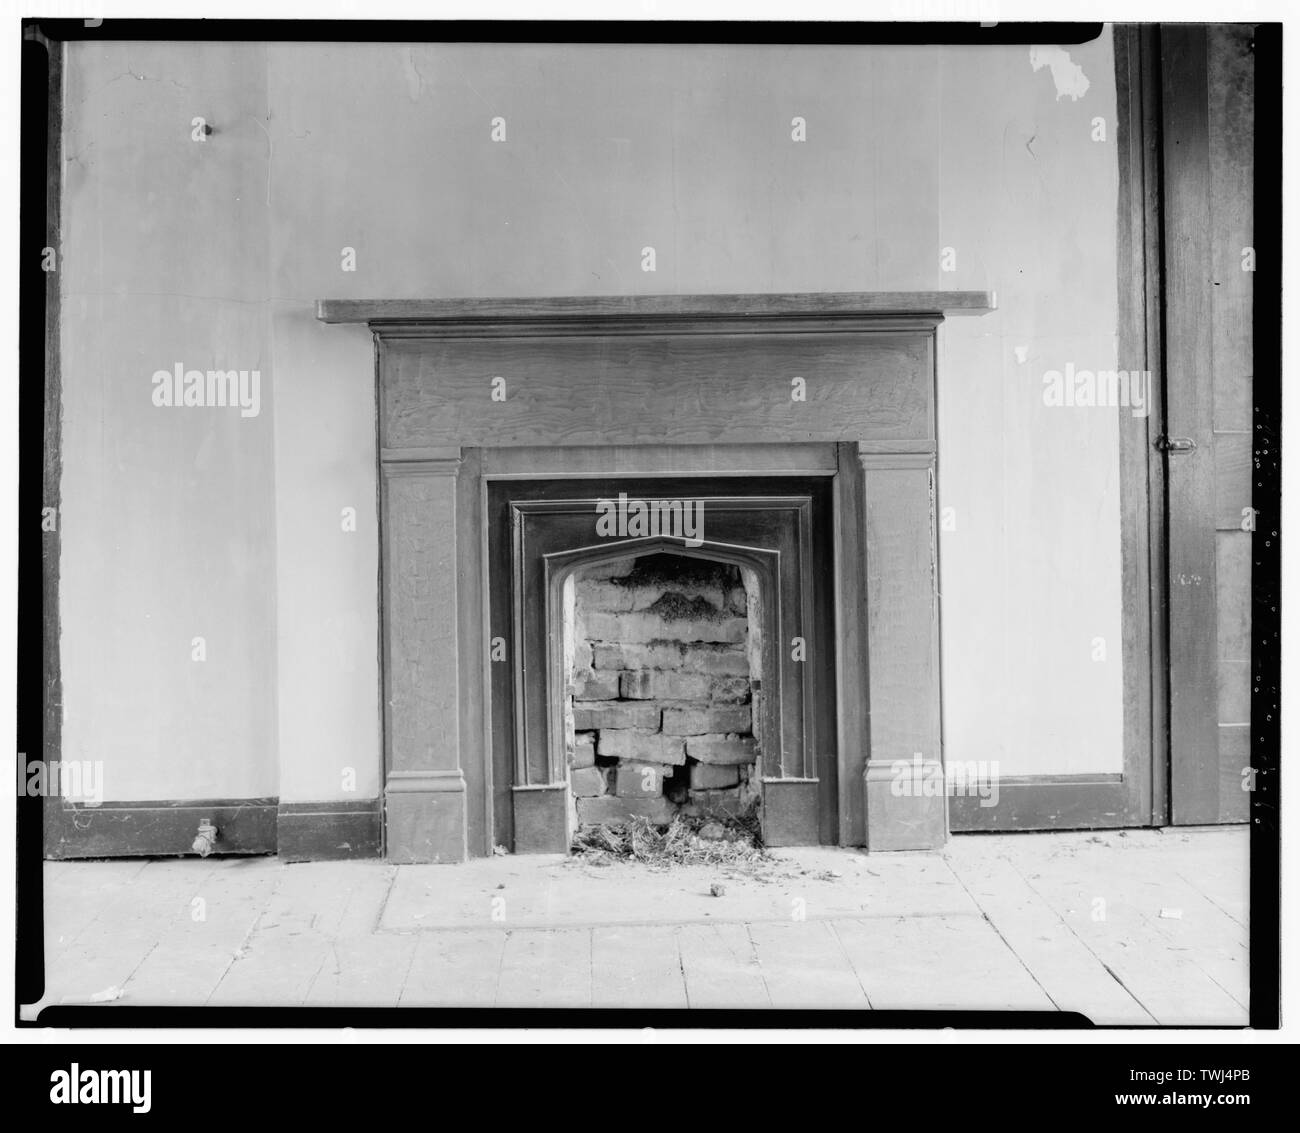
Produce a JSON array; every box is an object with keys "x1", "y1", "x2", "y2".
[{"x1": 1029, "y1": 45, "x2": 1091, "y2": 101}]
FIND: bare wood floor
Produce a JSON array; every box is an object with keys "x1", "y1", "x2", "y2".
[{"x1": 36, "y1": 827, "x2": 1249, "y2": 1024}]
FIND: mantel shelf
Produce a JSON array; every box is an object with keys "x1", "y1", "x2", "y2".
[{"x1": 316, "y1": 290, "x2": 996, "y2": 333}]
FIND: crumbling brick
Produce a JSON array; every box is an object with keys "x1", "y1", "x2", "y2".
[
  {"x1": 593, "y1": 641, "x2": 749, "y2": 676},
  {"x1": 662, "y1": 706, "x2": 752, "y2": 736},
  {"x1": 597, "y1": 729, "x2": 685, "y2": 765},
  {"x1": 570, "y1": 766, "x2": 607, "y2": 797},
  {"x1": 684, "y1": 786, "x2": 745, "y2": 814},
  {"x1": 572, "y1": 701, "x2": 661, "y2": 730},
  {"x1": 583, "y1": 610, "x2": 746, "y2": 644},
  {"x1": 685, "y1": 734, "x2": 758, "y2": 764},
  {"x1": 573, "y1": 670, "x2": 620, "y2": 700},
  {"x1": 619, "y1": 670, "x2": 713, "y2": 701},
  {"x1": 576, "y1": 795, "x2": 676, "y2": 827},
  {"x1": 571, "y1": 732, "x2": 596, "y2": 769},
  {"x1": 609, "y1": 762, "x2": 674, "y2": 797},
  {"x1": 689, "y1": 762, "x2": 741, "y2": 789}
]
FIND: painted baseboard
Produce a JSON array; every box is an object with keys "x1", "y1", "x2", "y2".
[
  {"x1": 277, "y1": 799, "x2": 382, "y2": 861},
  {"x1": 948, "y1": 775, "x2": 1148, "y2": 832},
  {"x1": 43, "y1": 798, "x2": 279, "y2": 859},
  {"x1": 42, "y1": 797, "x2": 382, "y2": 860}
]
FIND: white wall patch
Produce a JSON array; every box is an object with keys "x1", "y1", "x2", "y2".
[{"x1": 1029, "y1": 45, "x2": 1091, "y2": 101}]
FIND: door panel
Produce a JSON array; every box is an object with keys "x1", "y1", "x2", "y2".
[{"x1": 1163, "y1": 24, "x2": 1254, "y2": 825}]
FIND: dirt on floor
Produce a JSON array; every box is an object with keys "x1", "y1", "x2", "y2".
[{"x1": 568, "y1": 812, "x2": 849, "y2": 886}]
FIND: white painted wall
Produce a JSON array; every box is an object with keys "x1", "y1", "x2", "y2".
[{"x1": 59, "y1": 34, "x2": 1122, "y2": 802}]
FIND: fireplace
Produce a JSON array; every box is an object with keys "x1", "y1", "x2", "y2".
[{"x1": 317, "y1": 291, "x2": 994, "y2": 861}]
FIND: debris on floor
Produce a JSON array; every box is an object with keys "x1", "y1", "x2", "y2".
[{"x1": 570, "y1": 811, "x2": 768, "y2": 871}]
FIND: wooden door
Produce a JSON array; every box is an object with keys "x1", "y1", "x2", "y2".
[{"x1": 1161, "y1": 24, "x2": 1254, "y2": 825}]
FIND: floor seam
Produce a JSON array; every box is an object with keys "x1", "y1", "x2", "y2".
[
  {"x1": 394, "y1": 932, "x2": 421, "y2": 1007},
  {"x1": 369, "y1": 909, "x2": 979, "y2": 934},
  {"x1": 675, "y1": 927, "x2": 691, "y2": 1009},
  {"x1": 1175, "y1": 868, "x2": 1247, "y2": 930},
  {"x1": 744, "y1": 922, "x2": 773, "y2": 1008},
  {"x1": 941, "y1": 855, "x2": 1061, "y2": 1012},
  {"x1": 825, "y1": 920, "x2": 873, "y2": 1009},
  {"x1": 1133, "y1": 905, "x2": 1250, "y2": 1013},
  {"x1": 1002, "y1": 854, "x2": 1161, "y2": 1025},
  {"x1": 203, "y1": 866, "x2": 285, "y2": 1005}
]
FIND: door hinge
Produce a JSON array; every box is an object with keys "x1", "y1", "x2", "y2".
[{"x1": 1154, "y1": 435, "x2": 1197, "y2": 454}]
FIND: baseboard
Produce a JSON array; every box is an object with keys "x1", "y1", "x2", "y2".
[
  {"x1": 948, "y1": 775, "x2": 1147, "y2": 832},
  {"x1": 277, "y1": 799, "x2": 383, "y2": 861},
  {"x1": 42, "y1": 797, "x2": 384, "y2": 860},
  {"x1": 43, "y1": 798, "x2": 279, "y2": 859}
]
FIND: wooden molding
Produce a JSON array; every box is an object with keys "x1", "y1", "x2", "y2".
[
  {"x1": 481, "y1": 443, "x2": 840, "y2": 479},
  {"x1": 44, "y1": 798, "x2": 279, "y2": 859},
  {"x1": 46, "y1": 797, "x2": 384, "y2": 860},
  {"x1": 864, "y1": 759, "x2": 947, "y2": 851},
  {"x1": 317, "y1": 291, "x2": 996, "y2": 334},
  {"x1": 386, "y1": 769, "x2": 467, "y2": 793},
  {"x1": 381, "y1": 446, "x2": 463, "y2": 466},
  {"x1": 858, "y1": 452, "x2": 936, "y2": 471},
  {"x1": 277, "y1": 799, "x2": 382, "y2": 861}
]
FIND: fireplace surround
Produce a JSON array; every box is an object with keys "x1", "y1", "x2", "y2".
[
  {"x1": 490, "y1": 476, "x2": 835, "y2": 851},
  {"x1": 317, "y1": 291, "x2": 994, "y2": 861}
]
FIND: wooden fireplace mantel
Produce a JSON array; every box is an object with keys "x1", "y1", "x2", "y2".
[
  {"x1": 317, "y1": 290, "x2": 996, "y2": 333},
  {"x1": 317, "y1": 290, "x2": 994, "y2": 861}
]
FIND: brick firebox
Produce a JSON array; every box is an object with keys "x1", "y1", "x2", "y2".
[{"x1": 565, "y1": 553, "x2": 763, "y2": 830}]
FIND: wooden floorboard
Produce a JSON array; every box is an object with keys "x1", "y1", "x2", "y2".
[
  {"x1": 304, "y1": 934, "x2": 419, "y2": 1007},
  {"x1": 1003, "y1": 853, "x2": 1247, "y2": 1024},
  {"x1": 677, "y1": 923, "x2": 770, "y2": 1008},
  {"x1": 745, "y1": 921, "x2": 870, "y2": 1010},
  {"x1": 495, "y1": 929, "x2": 593, "y2": 1008},
  {"x1": 942, "y1": 849, "x2": 1154, "y2": 1024},
  {"x1": 36, "y1": 830, "x2": 1251, "y2": 1019},
  {"x1": 591, "y1": 926, "x2": 688, "y2": 1007},
  {"x1": 121, "y1": 864, "x2": 274, "y2": 1005},
  {"x1": 399, "y1": 930, "x2": 508, "y2": 1007},
  {"x1": 832, "y1": 914, "x2": 1055, "y2": 1014}
]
